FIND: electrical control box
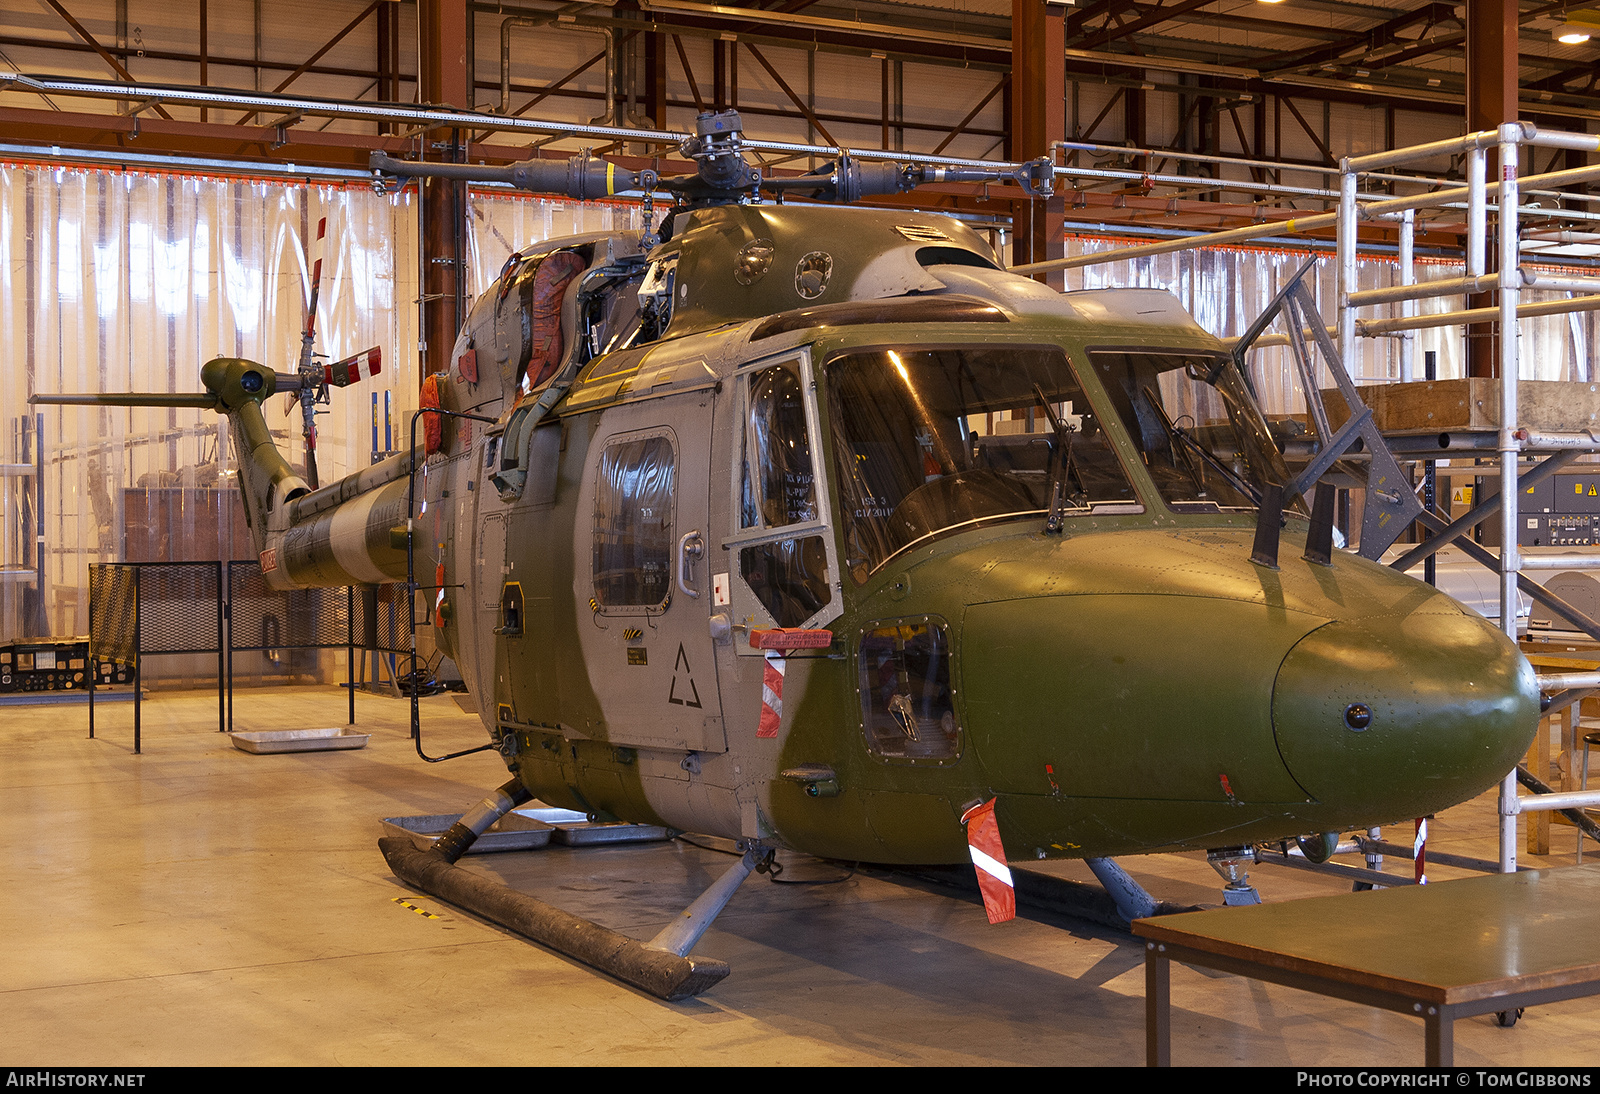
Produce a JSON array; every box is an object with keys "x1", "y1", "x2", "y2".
[
  {"x1": 0, "y1": 639, "x2": 133, "y2": 693},
  {"x1": 1471, "y1": 473, "x2": 1600, "y2": 547}
]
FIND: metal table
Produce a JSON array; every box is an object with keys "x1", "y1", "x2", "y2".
[{"x1": 1134, "y1": 864, "x2": 1600, "y2": 1066}]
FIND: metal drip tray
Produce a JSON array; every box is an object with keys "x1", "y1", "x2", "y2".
[
  {"x1": 381, "y1": 806, "x2": 671, "y2": 853},
  {"x1": 230, "y1": 727, "x2": 371, "y2": 753},
  {"x1": 382, "y1": 810, "x2": 556, "y2": 853}
]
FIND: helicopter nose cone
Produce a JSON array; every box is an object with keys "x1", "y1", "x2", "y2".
[{"x1": 1272, "y1": 606, "x2": 1539, "y2": 820}]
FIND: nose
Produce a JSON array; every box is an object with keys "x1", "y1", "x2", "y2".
[{"x1": 1271, "y1": 607, "x2": 1539, "y2": 822}]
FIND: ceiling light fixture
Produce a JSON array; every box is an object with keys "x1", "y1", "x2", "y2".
[{"x1": 1555, "y1": 8, "x2": 1600, "y2": 43}]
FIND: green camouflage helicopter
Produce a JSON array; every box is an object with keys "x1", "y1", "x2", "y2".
[{"x1": 42, "y1": 110, "x2": 1539, "y2": 1001}]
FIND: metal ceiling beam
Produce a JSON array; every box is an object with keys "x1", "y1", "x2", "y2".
[
  {"x1": 36, "y1": 0, "x2": 173, "y2": 121},
  {"x1": 1526, "y1": 60, "x2": 1600, "y2": 94},
  {"x1": 0, "y1": 32, "x2": 386, "y2": 83},
  {"x1": 742, "y1": 41, "x2": 836, "y2": 147},
  {"x1": 236, "y1": 1, "x2": 383, "y2": 126},
  {"x1": 931, "y1": 74, "x2": 1008, "y2": 157},
  {"x1": 1073, "y1": 0, "x2": 1219, "y2": 53},
  {"x1": 1254, "y1": 3, "x2": 1459, "y2": 75},
  {"x1": 1065, "y1": 0, "x2": 1144, "y2": 43}
]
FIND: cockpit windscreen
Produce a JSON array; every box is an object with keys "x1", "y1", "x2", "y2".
[{"x1": 827, "y1": 346, "x2": 1137, "y2": 581}]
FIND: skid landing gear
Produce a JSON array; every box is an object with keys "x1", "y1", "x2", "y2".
[{"x1": 380, "y1": 781, "x2": 765, "y2": 1001}]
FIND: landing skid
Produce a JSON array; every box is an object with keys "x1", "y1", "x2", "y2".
[
  {"x1": 381, "y1": 779, "x2": 765, "y2": 1001},
  {"x1": 379, "y1": 835, "x2": 764, "y2": 1001}
]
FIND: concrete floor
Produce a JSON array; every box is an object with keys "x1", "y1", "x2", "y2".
[{"x1": 4, "y1": 685, "x2": 1598, "y2": 1067}]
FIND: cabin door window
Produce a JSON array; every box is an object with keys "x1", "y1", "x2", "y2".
[
  {"x1": 592, "y1": 432, "x2": 676, "y2": 613},
  {"x1": 726, "y1": 352, "x2": 841, "y2": 640}
]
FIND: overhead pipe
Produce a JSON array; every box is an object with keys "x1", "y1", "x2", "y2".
[
  {"x1": 0, "y1": 72, "x2": 1049, "y2": 176},
  {"x1": 501, "y1": 14, "x2": 614, "y2": 125}
]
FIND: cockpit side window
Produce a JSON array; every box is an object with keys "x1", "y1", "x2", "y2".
[
  {"x1": 730, "y1": 358, "x2": 835, "y2": 630},
  {"x1": 826, "y1": 346, "x2": 1139, "y2": 581},
  {"x1": 1090, "y1": 351, "x2": 1284, "y2": 513}
]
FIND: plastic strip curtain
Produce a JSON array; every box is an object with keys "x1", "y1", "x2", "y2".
[
  {"x1": 1, "y1": 163, "x2": 418, "y2": 641},
  {"x1": 1065, "y1": 238, "x2": 1600, "y2": 410}
]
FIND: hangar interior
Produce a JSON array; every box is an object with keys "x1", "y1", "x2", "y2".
[{"x1": 3, "y1": 0, "x2": 1600, "y2": 1067}]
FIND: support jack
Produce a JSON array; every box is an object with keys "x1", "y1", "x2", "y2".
[{"x1": 1208, "y1": 846, "x2": 1263, "y2": 906}]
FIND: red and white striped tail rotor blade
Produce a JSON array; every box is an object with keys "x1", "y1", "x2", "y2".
[
  {"x1": 324, "y1": 347, "x2": 383, "y2": 388},
  {"x1": 961, "y1": 798, "x2": 1016, "y2": 924},
  {"x1": 305, "y1": 216, "x2": 327, "y2": 339}
]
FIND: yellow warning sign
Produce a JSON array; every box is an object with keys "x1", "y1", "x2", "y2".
[{"x1": 1452, "y1": 486, "x2": 1473, "y2": 505}]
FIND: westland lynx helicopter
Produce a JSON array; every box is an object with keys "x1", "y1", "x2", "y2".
[{"x1": 42, "y1": 110, "x2": 1538, "y2": 1001}]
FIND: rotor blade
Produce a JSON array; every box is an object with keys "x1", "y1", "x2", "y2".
[
  {"x1": 305, "y1": 216, "x2": 327, "y2": 343},
  {"x1": 326, "y1": 347, "x2": 382, "y2": 388},
  {"x1": 30, "y1": 393, "x2": 218, "y2": 409},
  {"x1": 304, "y1": 419, "x2": 319, "y2": 491}
]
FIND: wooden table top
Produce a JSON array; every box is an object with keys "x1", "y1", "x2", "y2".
[{"x1": 1133, "y1": 865, "x2": 1600, "y2": 1005}]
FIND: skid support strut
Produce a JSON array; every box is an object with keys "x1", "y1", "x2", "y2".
[
  {"x1": 1084, "y1": 857, "x2": 1159, "y2": 923},
  {"x1": 648, "y1": 844, "x2": 768, "y2": 957}
]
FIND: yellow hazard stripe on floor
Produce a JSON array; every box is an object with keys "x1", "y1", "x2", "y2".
[{"x1": 392, "y1": 896, "x2": 442, "y2": 919}]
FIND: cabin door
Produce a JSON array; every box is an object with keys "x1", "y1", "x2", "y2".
[{"x1": 573, "y1": 390, "x2": 726, "y2": 753}]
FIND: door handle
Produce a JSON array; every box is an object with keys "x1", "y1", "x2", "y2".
[{"x1": 677, "y1": 529, "x2": 704, "y2": 599}]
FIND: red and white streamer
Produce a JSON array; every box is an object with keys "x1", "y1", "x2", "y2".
[
  {"x1": 1414, "y1": 817, "x2": 1428, "y2": 885},
  {"x1": 756, "y1": 651, "x2": 785, "y2": 739},
  {"x1": 961, "y1": 798, "x2": 1015, "y2": 924}
]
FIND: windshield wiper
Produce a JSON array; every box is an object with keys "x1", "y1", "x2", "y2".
[
  {"x1": 1142, "y1": 385, "x2": 1211, "y2": 499},
  {"x1": 1032, "y1": 384, "x2": 1084, "y2": 534}
]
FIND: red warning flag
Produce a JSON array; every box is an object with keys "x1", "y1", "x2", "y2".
[
  {"x1": 961, "y1": 798, "x2": 1015, "y2": 924},
  {"x1": 756, "y1": 651, "x2": 785, "y2": 739}
]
